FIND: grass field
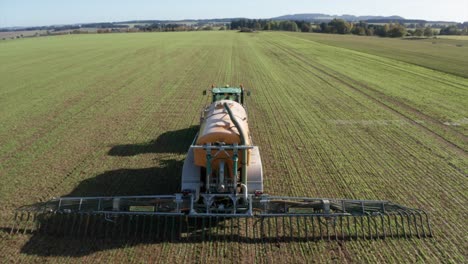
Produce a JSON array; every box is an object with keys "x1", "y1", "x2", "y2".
[
  {"x1": 436, "y1": 35, "x2": 468, "y2": 40},
  {"x1": 283, "y1": 32, "x2": 468, "y2": 78},
  {"x1": 0, "y1": 31, "x2": 467, "y2": 263}
]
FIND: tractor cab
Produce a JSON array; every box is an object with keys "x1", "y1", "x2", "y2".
[{"x1": 203, "y1": 85, "x2": 250, "y2": 106}]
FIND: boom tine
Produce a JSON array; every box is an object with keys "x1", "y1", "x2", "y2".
[
  {"x1": 178, "y1": 215, "x2": 182, "y2": 242},
  {"x1": 224, "y1": 216, "x2": 228, "y2": 241},
  {"x1": 360, "y1": 216, "x2": 365, "y2": 239},
  {"x1": 404, "y1": 211, "x2": 412, "y2": 237},
  {"x1": 126, "y1": 215, "x2": 132, "y2": 238},
  {"x1": 245, "y1": 217, "x2": 249, "y2": 242},
  {"x1": 22, "y1": 212, "x2": 30, "y2": 235},
  {"x1": 387, "y1": 214, "x2": 393, "y2": 238},
  {"x1": 279, "y1": 216, "x2": 284, "y2": 241},
  {"x1": 18, "y1": 212, "x2": 27, "y2": 234},
  {"x1": 274, "y1": 217, "x2": 279, "y2": 242},
  {"x1": 214, "y1": 216, "x2": 219, "y2": 242},
  {"x1": 380, "y1": 214, "x2": 386, "y2": 239},
  {"x1": 112, "y1": 214, "x2": 119, "y2": 239},
  {"x1": 373, "y1": 215, "x2": 379, "y2": 239},
  {"x1": 236, "y1": 217, "x2": 241, "y2": 243},
  {"x1": 297, "y1": 216, "x2": 302, "y2": 241},
  {"x1": 140, "y1": 215, "x2": 146, "y2": 240},
  {"x1": 70, "y1": 213, "x2": 78, "y2": 237},
  {"x1": 10, "y1": 211, "x2": 19, "y2": 235},
  {"x1": 76, "y1": 213, "x2": 83, "y2": 237},
  {"x1": 44, "y1": 212, "x2": 53, "y2": 235},
  {"x1": 339, "y1": 216, "x2": 343, "y2": 240},
  {"x1": 68, "y1": 213, "x2": 78, "y2": 237},
  {"x1": 311, "y1": 216, "x2": 316, "y2": 241},
  {"x1": 208, "y1": 217, "x2": 212, "y2": 241},
  {"x1": 289, "y1": 216, "x2": 293, "y2": 242},
  {"x1": 415, "y1": 212, "x2": 425, "y2": 237},
  {"x1": 345, "y1": 216, "x2": 351, "y2": 240},
  {"x1": 423, "y1": 210, "x2": 433, "y2": 237},
  {"x1": 417, "y1": 211, "x2": 425, "y2": 238},
  {"x1": 31, "y1": 212, "x2": 39, "y2": 234},
  {"x1": 325, "y1": 218, "x2": 330, "y2": 241},
  {"x1": 133, "y1": 215, "x2": 139, "y2": 240},
  {"x1": 412, "y1": 212, "x2": 420, "y2": 238},
  {"x1": 164, "y1": 215, "x2": 170, "y2": 241},
  {"x1": 201, "y1": 217, "x2": 206, "y2": 241},
  {"x1": 267, "y1": 216, "x2": 271, "y2": 241},
  {"x1": 367, "y1": 215, "x2": 372, "y2": 240},
  {"x1": 62, "y1": 213, "x2": 70, "y2": 236},
  {"x1": 35, "y1": 213, "x2": 44, "y2": 234},
  {"x1": 334, "y1": 217, "x2": 339, "y2": 241},
  {"x1": 399, "y1": 212, "x2": 407, "y2": 238},
  {"x1": 14, "y1": 212, "x2": 23, "y2": 234},
  {"x1": 27, "y1": 212, "x2": 35, "y2": 234},
  {"x1": 82, "y1": 213, "x2": 89, "y2": 238},
  {"x1": 301, "y1": 216, "x2": 307, "y2": 241},
  {"x1": 318, "y1": 217, "x2": 323, "y2": 240},
  {"x1": 353, "y1": 216, "x2": 358, "y2": 240},
  {"x1": 156, "y1": 215, "x2": 161, "y2": 241},
  {"x1": 50, "y1": 213, "x2": 57, "y2": 236},
  {"x1": 259, "y1": 217, "x2": 262, "y2": 242},
  {"x1": 394, "y1": 213, "x2": 400, "y2": 238},
  {"x1": 229, "y1": 217, "x2": 234, "y2": 241},
  {"x1": 378, "y1": 214, "x2": 385, "y2": 239},
  {"x1": 152, "y1": 215, "x2": 157, "y2": 241},
  {"x1": 171, "y1": 216, "x2": 176, "y2": 242},
  {"x1": 30, "y1": 213, "x2": 37, "y2": 234}
]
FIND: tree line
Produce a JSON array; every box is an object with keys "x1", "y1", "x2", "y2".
[{"x1": 230, "y1": 18, "x2": 468, "y2": 37}]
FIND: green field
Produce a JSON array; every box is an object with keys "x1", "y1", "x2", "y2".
[
  {"x1": 283, "y1": 32, "x2": 468, "y2": 78},
  {"x1": 0, "y1": 31, "x2": 467, "y2": 262}
]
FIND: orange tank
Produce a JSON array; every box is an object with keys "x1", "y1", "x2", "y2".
[{"x1": 194, "y1": 100, "x2": 251, "y2": 171}]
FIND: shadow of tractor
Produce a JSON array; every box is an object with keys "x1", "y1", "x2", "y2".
[{"x1": 18, "y1": 126, "x2": 206, "y2": 256}]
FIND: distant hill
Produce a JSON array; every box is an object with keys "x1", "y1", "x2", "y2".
[
  {"x1": 1, "y1": 14, "x2": 460, "y2": 31},
  {"x1": 271, "y1": 13, "x2": 405, "y2": 22},
  {"x1": 117, "y1": 18, "x2": 241, "y2": 24}
]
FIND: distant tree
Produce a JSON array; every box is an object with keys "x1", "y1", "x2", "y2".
[
  {"x1": 254, "y1": 22, "x2": 261, "y2": 30},
  {"x1": 439, "y1": 25, "x2": 460, "y2": 35},
  {"x1": 387, "y1": 23, "x2": 406, "y2": 37},
  {"x1": 413, "y1": 28, "x2": 423, "y2": 37},
  {"x1": 319, "y1": 22, "x2": 329, "y2": 33},
  {"x1": 219, "y1": 26, "x2": 225, "y2": 30},
  {"x1": 278, "y1": 21, "x2": 299, "y2": 32},
  {"x1": 374, "y1": 25, "x2": 388, "y2": 37},
  {"x1": 301, "y1": 23, "x2": 311, "y2": 32},
  {"x1": 352, "y1": 26, "x2": 366, "y2": 36},
  {"x1": 423, "y1": 26, "x2": 433, "y2": 37},
  {"x1": 328, "y1": 19, "x2": 353, "y2": 34}
]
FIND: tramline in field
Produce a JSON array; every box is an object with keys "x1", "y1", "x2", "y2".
[{"x1": 12, "y1": 85, "x2": 432, "y2": 240}]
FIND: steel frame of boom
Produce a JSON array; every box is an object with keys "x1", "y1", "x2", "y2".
[{"x1": 12, "y1": 193, "x2": 433, "y2": 240}]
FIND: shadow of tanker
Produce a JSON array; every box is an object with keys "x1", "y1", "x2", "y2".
[
  {"x1": 19, "y1": 126, "x2": 201, "y2": 256},
  {"x1": 108, "y1": 126, "x2": 199, "y2": 157},
  {"x1": 63, "y1": 159, "x2": 183, "y2": 197}
]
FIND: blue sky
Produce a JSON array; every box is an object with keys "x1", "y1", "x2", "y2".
[{"x1": 1, "y1": 0, "x2": 467, "y2": 27}]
